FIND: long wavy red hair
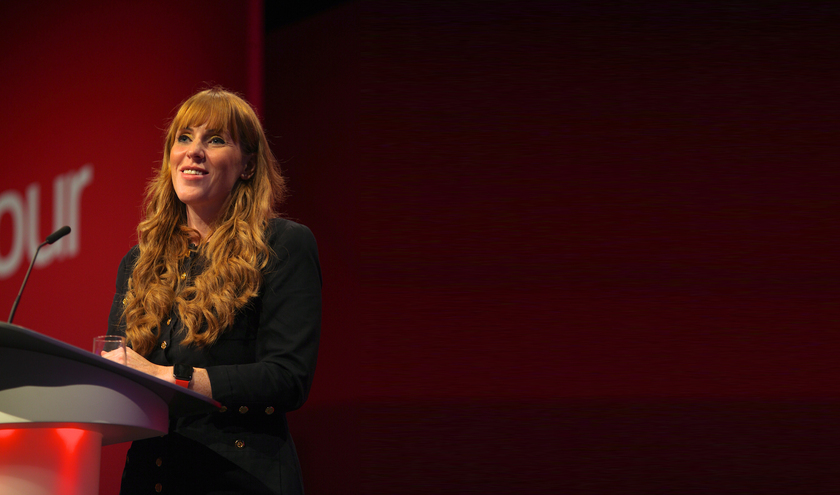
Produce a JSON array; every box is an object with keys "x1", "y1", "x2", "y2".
[{"x1": 122, "y1": 87, "x2": 286, "y2": 355}]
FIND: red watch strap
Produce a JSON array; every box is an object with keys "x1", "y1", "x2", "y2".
[{"x1": 175, "y1": 378, "x2": 190, "y2": 388}]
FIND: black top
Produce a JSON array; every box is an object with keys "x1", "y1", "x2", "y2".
[{"x1": 108, "y1": 218, "x2": 322, "y2": 495}]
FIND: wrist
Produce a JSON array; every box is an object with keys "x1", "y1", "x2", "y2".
[{"x1": 160, "y1": 366, "x2": 176, "y2": 384}]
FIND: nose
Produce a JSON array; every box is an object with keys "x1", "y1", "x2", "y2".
[{"x1": 186, "y1": 142, "x2": 205, "y2": 161}]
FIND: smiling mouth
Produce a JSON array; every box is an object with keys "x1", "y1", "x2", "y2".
[{"x1": 182, "y1": 169, "x2": 208, "y2": 175}]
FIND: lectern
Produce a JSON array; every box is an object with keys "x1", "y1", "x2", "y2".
[{"x1": 0, "y1": 323, "x2": 220, "y2": 495}]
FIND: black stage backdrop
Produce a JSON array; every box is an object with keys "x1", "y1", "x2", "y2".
[{"x1": 264, "y1": 1, "x2": 840, "y2": 493}]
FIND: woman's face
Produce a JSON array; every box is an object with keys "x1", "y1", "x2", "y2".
[{"x1": 170, "y1": 123, "x2": 249, "y2": 223}]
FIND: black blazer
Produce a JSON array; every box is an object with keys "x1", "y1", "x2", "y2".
[{"x1": 108, "y1": 218, "x2": 322, "y2": 495}]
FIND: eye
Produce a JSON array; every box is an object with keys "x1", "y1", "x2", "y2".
[
  {"x1": 176, "y1": 134, "x2": 191, "y2": 143},
  {"x1": 210, "y1": 136, "x2": 226, "y2": 145}
]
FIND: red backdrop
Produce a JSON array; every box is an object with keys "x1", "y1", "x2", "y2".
[{"x1": 2, "y1": 1, "x2": 840, "y2": 494}]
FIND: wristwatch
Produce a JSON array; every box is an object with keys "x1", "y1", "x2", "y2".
[{"x1": 173, "y1": 364, "x2": 194, "y2": 388}]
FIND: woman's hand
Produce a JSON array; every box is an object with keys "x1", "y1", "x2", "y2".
[
  {"x1": 101, "y1": 347, "x2": 173, "y2": 383},
  {"x1": 124, "y1": 347, "x2": 172, "y2": 382},
  {"x1": 102, "y1": 346, "x2": 213, "y2": 398},
  {"x1": 100, "y1": 348, "x2": 127, "y2": 366}
]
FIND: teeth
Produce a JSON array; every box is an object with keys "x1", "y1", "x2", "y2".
[{"x1": 183, "y1": 169, "x2": 205, "y2": 175}]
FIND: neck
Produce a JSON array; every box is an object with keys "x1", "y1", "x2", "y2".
[{"x1": 185, "y1": 206, "x2": 217, "y2": 241}]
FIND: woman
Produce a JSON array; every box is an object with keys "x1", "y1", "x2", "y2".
[{"x1": 106, "y1": 87, "x2": 321, "y2": 495}]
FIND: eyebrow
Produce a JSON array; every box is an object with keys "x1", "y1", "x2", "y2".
[{"x1": 179, "y1": 126, "x2": 228, "y2": 136}]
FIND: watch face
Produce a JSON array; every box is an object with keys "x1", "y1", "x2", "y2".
[{"x1": 174, "y1": 364, "x2": 194, "y2": 380}]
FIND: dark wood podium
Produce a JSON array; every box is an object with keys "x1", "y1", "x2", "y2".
[{"x1": 0, "y1": 323, "x2": 220, "y2": 495}]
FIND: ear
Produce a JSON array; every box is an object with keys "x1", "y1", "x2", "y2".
[{"x1": 240, "y1": 154, "x2": 256, "y2": 180}]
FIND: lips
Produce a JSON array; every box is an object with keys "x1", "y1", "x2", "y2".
[{"x1": 180, "y1": 166, "x2": 208, "y2": 175}]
